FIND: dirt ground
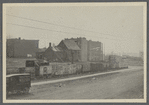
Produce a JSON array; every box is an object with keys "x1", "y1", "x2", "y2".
[{"x1": 7, "y1": 67, "x2": 144, "y2": 99}]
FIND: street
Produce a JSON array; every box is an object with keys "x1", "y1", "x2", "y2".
[{"x1": 7, "y1": 66, "x2": 144, "y2": 99}]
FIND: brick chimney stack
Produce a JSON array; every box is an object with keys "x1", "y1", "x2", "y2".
[{"x1": 49, "y1": 43, "x2": 51, "y2": 47}]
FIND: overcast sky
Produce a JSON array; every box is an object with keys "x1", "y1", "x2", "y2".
[{"x1": 4, "y1": 3, "x2": 145, "y2": 55}]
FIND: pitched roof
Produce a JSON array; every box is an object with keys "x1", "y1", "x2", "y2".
[
  {"x1": 52, "y1": 46, "x2": 61, "y2": 52},
  {"x1": 63, "y1": 40, "x2": 80, "y2": 50}
]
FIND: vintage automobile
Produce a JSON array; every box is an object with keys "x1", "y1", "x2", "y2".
[
  {"x1": 25, "y1": 60, "x2": 52, "y2": 78},
  {"x1": 6, "y1": 73, "x2": 31, "y2": 95}
]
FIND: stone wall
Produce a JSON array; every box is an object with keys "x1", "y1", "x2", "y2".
[{"x1": 50, "y1": 63, "x2": 82, "y2": 75}]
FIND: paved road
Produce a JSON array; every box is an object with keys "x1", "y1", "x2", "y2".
[
  {"x1": 31, "y1": 67, "x2": 140, "y2": 86},
  {"x1": 7, "y1": 66, "x2": 144, "y2": 99}
]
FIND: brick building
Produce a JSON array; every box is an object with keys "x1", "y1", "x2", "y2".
[
  {"x1": 88, "y1": 40, "x2": 103, "y2": 61},
  {"x1": 36, "y1": 37, "x2": 103, "y2": 62},
  {"x1": 63, "y1": 37, "x2": 103, "y2": 62},
  {"x1": 7, "y1": 38, "x2": 39, "y2": 58},
  {"x1": 36, "y1": 41, "x2": 81, "y2": 63}
]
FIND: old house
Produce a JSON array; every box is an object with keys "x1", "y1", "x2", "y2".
[
  {"x1": 43, "y1": 43, "x2": 64, "y2": 62},
  {"x1": 36, "y1": 40, "x2": 80, "y2": 63},
  {"x1": 57, "y1": 40, "x2": 81, "y2": 62},
  {"x1": 7, "y1": 38, "x2": 39, "y2": 58}
]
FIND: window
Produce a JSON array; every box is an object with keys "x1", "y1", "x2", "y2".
[{"x1": 26, "y1": 61, "x2": 35, "y2": 67}]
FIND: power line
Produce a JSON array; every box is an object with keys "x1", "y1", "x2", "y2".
[
  {"x1": 7, "y1": 22, "x2": 126, "y2": 41},
  {"x1": 6, "y1": 14, "x2": 127, "y2": 39}
]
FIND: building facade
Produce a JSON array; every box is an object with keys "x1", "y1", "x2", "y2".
[
  {"x1": 63, "y1": 37, "x2": 103, "y2": 62},
  {"x1": 57, "y1": 40, "x2": 81, "y2": 62},
  {"x1": 36, "y1": 37, "x2": 103, "y2": 62},
  {"x1": 64, "y1": 37, "x2": 88, "y2": 61},
  {"x1": 37, "y1": 41, "x2": 81, "y2": 62},
  {"x1": 7, "y1": 38, "x2": 39, "y2": 58},
  {"x1": 88, "y1": 40, "x2": 103, "y2": 61}
]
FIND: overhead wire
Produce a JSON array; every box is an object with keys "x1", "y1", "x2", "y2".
[
  {"x1": 6, "y1": 22, "x2": 126, "y2": 41},
  {"x1": 6, "y1": 14, "x2": 128, "y2": 39}
]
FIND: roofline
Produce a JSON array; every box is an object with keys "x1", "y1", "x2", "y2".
[{"x1": 62, "y1": 40, "x2": 81, "y2": 50}]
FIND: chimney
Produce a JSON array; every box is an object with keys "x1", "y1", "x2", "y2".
[{"x1": 49, "y1": 43, "x2": 51, "y2": 47}]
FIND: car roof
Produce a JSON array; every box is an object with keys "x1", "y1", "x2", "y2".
[{"x1": 6, "y1": 73, "x2": 30, "y2": 78}]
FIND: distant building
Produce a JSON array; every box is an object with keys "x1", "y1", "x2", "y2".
[
  {"x1": 36, "y1": 41, "x2": 81, "y2": 62},
  {"x1": 36, "y1": 37, "x2": 103, "y2": 62},
  {"x1": 109, "y1": 55, "x2": 128, "y2": 68},
  {"x1": 88, "y1": 40, "x2": 103, "y2": 61},
  {"x1": 7, "y1": 38, "x2": 39, "y2": 58},
  {"x1": 63, "y1": 37, "x2": 103, "y2": 62},
  {"x1": 139, "y1": 51, "x2": 143, "y2": 60}
]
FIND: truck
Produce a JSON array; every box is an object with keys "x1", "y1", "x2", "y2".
[{"x1": 25, "y1": 60, "x2": 53, "y2": 79}]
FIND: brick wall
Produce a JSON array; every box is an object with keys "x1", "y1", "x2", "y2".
[
  {"x1": 7, "y1": 39, "x2": 39, "y2": 58},
  {"x1": 88, "y1": 40, "x2": 103, "y2": 61}
]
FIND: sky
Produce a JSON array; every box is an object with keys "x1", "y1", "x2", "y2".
[{"x1": 4, "y1": 3, "x2": 145, "y2": 55}]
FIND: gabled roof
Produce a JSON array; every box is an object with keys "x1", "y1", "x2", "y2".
[
  {"x1": 63, "y1": 40, "x2": 80, "y2": 50},
  {"x1": 52, "y1": 46, "x2": 61, "y2": 52}
]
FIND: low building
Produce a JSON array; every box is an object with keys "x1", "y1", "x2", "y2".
[
  {"x1": 43, "y1": 43, "x2": 64, "y2": 62},
  {"x1": 109, "y1": 55, "x2": 128, "y2": 69}
]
